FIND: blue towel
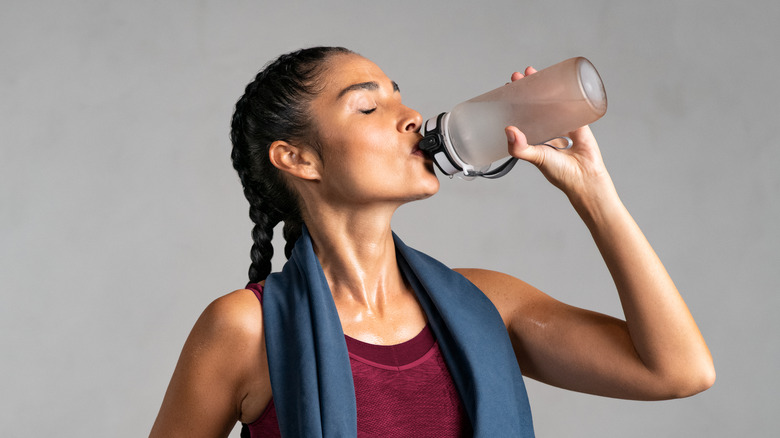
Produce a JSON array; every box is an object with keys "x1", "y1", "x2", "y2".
[{"x1": 262, "y1": 226, "x2": 534, "y2": 437}]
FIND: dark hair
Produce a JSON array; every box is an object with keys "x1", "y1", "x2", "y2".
[{"x1": 230, "y1": 46, "x2": 354, "y2": 283}]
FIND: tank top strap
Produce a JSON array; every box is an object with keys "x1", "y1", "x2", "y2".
[{"x1": 245, "y1": 283, "x2": 264, "y2": 304}]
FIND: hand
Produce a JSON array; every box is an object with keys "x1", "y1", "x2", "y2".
[{"x1": 506, "y1": 67, "x2": 612, "y2": 199}]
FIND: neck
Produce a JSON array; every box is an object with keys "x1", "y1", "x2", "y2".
[
  {"x1": 299, "y1": 200, "x2": 428, "y2": 345},
  {"x1": 303, "y1": 204, "x2": 406, "y2": 312}
]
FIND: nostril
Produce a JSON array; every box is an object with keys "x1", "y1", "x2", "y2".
[
  {"x1": 407, "y1": 111, "x2": 423, "y2": 132},
  {"x1": 399, "y1": 106, "x2": 423, "y2": 132}
]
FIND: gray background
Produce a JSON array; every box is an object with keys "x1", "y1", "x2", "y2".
[{"x1": 1, "y1": 0, "x2": 777, "y2": 436}]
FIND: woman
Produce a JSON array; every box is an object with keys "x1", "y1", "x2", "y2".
[{"x1": 150, "y1": 46, "x2": 715, "y2": 437}]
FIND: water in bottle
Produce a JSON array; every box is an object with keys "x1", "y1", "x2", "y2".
[{"x1": 420, "y1": 57, "x2": 607, "y2": 178}]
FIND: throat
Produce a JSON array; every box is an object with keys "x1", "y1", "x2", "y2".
[{"x1": 335, "y1": 286, "x2": 427, "y2": 346}]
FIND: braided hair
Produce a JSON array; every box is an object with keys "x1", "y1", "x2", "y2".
[{"x1": 230, "y1": 46, "x2": 353, "y2": 283}]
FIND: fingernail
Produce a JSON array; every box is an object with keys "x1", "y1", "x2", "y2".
[{"x1": 506, "y1": 129, "x2": 516, "y2": 144}]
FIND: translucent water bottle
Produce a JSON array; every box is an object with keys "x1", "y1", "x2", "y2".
[{"x1": 419, "y1": 57, "x2": 607, "y2": 178}]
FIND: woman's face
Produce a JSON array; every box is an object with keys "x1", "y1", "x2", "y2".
[{"x1": 305, "y1": 54, "x2": 439, "y2": 208}]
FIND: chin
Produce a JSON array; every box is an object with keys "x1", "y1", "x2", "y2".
[
  {"x1": 419, "y1": 167, "x2": 440, "y2": 190},
  {"x1": 426, "y1": 177, "x2": 441, "y2": 196},
  {"x1": 412, "y1": 176, "x2": 440, "y2": 201}
]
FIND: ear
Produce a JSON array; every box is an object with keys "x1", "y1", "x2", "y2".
[{"x1": 268, "y1": 140, "x2": 321, "y2": 181}]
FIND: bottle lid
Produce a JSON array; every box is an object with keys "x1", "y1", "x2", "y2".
[
  {"x1": 420, "y1": 112, "x2": 519, "y2": 180},
  {"x1": 420, "y1": 112, "x2": 463, "y2": 176}
]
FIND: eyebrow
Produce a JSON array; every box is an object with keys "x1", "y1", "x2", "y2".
[{"x1": 337, "y1": 80, "x2": 400, "y2": 100}]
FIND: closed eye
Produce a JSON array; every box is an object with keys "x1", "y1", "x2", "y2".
[{"x1": 360, "y1": 107, "x2": 377, "y2": 114}]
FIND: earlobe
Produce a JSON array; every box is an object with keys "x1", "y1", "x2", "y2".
[{"x1": 268, "y1": 140, "x2": 321, "y2": 181}]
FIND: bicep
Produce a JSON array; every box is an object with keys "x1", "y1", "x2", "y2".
[
  {"x1": 457, "y1": 268, "x2": 667, "y2": 400},
  {"x1": 150, "y1": 290, "x2": 269, "y2": 437},
  {"x1": 508, "y1": 293, "x2": 652, "y2": 398}
]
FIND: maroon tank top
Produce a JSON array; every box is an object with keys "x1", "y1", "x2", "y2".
[{"x1": 243, "y1": 284, "x2": 471, "y2": 437}]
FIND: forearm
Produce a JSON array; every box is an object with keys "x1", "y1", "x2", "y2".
[{"x1": 568, "y1": 175, "x2": 715, "y2": 395}]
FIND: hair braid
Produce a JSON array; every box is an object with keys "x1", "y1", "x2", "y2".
[
  {"x1": 230, "y1": 46, "x2": 353, "y2": 283},
  {"x1": 283, "y1": 218, "x2": 303, "y2": 260},
  {"x1": 247, "y1": 194, "x2": 279, "y2": 284}
]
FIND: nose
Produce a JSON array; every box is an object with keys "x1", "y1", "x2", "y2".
[{"x1": 399, "y1": 105, "x2": 423, "y2": 133}]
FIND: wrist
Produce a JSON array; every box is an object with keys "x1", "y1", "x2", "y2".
[{"x1": 566, "y1": 174, "x2": 622, "y2": 225}]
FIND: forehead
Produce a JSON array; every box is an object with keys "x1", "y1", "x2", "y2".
[{"x1": 319, "y1": 54, "x2": 391, "y2": 96}]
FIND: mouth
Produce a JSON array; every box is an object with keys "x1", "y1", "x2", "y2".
[{"x1": 411, "y1": 140, "x2": 427, "y2": 158}]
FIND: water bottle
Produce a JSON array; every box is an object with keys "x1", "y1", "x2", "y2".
[{"x1": 419, "y1": 57, "x2": 607, "y2": 178}]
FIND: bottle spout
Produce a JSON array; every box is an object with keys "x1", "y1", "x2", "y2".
[
  {"x1": 421, "y1": 112, "x2": 463, "y2": 176},
  {"x1": 422, "y1": 112, "x2": 518, "y2": 179},
  {"x1": 418, "y1": 132, "x2": 442, "y2": 156}
]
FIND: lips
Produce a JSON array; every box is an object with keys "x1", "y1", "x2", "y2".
[{"x1": 411, "y1": 143, "x2": 426, "y2": 157}]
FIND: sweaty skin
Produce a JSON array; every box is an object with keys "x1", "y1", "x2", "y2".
[{"x1": 150, "y1": 56, "x2": 714, "y2": 438}]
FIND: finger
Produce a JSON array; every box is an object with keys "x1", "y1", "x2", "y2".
[
  {"x1": 506, "y1": 126, "x2": 545, "y2": 167},
  {"x1": 569, "y1": 124, "x2": 593, "y2": 141},
  {"x1": 565, "y1": 125, "x2": 598, "y2": 150},
  {"x1": 511, "y1": 67, "x2": 538, "y2": 83}
]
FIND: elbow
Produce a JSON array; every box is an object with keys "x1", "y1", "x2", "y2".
[
  {"x1": 662, "y1": 360, "x2": 716, "y2": 399},
  {"x1": 691, "y1": 362, "x2": 717, "y2": 396}
]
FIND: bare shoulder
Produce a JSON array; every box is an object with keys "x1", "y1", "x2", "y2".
[
  {"x1": 454, "y1": 268, "x2": 544, "y2": 302},
  {"x1": 196, "y1": 288, "x2": 264, "y2": 342},
  {"x1": 150, "y1": 287, "x2": 269, "y2": 437},
  {"x1": 454, "y1": 268, "x2": 556, "y2": 325},
  {"x1": 185, "y1": 287, "x2": 269, "y2": 397}
]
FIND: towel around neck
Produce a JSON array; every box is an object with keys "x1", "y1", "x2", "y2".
[{"x1": 261, "y1": 226, "x2": 534, "y2": 437}]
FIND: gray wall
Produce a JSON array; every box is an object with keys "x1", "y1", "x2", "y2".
[{"x1": 2, "y1": 0, "x2": 777, "y2": 436}]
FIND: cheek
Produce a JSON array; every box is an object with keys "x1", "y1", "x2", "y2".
[
  {"x1": 317, "y1": 119, "x2": 407, "y2": 193},
  {"x1": 338, "y1": 127, "x2": 395, "y2": 168}
]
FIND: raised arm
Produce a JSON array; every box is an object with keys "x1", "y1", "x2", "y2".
[
  {"x1": 460, "y1": 67, "x2": 714, "y2": 400},
  {"x1": 149, "y1": 289, "x2": 271, "y2": 437}
]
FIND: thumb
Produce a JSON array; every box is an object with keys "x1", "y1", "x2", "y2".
[{"x1": 506, "y1": 126, "x2": 545, "y2": 167}]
